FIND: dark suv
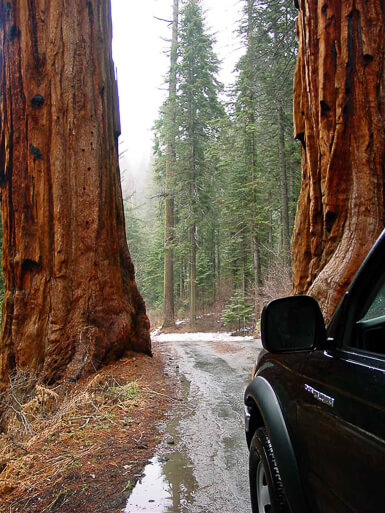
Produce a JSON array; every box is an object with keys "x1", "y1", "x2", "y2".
[{"x1": 244, "y1": 229, "x2": 385, "y2": 513}]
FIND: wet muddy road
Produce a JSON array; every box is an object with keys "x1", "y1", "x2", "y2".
[{"x1": 124, "y1": 332, "x2": 262, "y2": 513}]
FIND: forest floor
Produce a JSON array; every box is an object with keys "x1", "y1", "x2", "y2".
[
  {"x1": 0, "y1": 341, "x2": 180, "y2": 513},
  {"x1": 150, "y1": 309, "x2": 255, "y2": 337},
  {"x1": 0, "y1": 314, "x2": 240, "y2": 513}
]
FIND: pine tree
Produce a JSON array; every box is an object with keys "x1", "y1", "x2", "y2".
[
  {"x1": 174, "y1": 0, "x2": 224, "y2": 327},
  {"x1": 163, "y1": 0, "x2": 179, "y2": 328},
  {"x1": 221, "y1": 291, "x2": 253, "y2": 333},
  {"x1": 144, "y1": 0, "x2": 301, "y2": 326},
  {"x1": 209, "y1": 0, "x2": 299, "y2": 313},
  {"x1": 237, "y1": 0, "x2": 298, "y2": 270}
]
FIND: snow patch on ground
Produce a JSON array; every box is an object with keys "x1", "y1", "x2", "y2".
[
  {"x1": 175, "y1": 318, "x2": 188, "y2": 326},
  {"x1": 152, "y1": 331, "x2": 256, "y2": 343}
]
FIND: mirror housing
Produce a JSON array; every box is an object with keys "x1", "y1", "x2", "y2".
[{"x1": 261, "y1": 295, "x2": 326, "y2": 353}]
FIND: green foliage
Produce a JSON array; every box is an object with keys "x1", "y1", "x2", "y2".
[
  {"x1": 221, "y1": 291, "x2": 254, "y2": 331},
  {"x1": 212, "y1": 0, "x2": 300, "y2": 290},
  {"x1": 150, "y1": 0, "x2": 225, "y2": 313},
  {"x1": 174, "y1": 0, "x2": 224, "y2": 227},
  {"x1": 124, "y1": 194, "x2": 145, "y2": 269},
  {"x1": 141, "y1": 226, "x2": 164, "y2": 308},
  {"x1": 123, "y1": 189, "x2": 164, "y2": 310},
  {"x1": 125, "y1": 0, "x2": 301, "y2": 322}
]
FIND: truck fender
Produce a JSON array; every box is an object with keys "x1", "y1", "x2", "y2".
[{"x1": 245, "y1": 375, "x2": 308, "y2": 513}]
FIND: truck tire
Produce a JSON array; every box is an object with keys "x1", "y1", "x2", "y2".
[{"x1": 249, "y1": 427, "x2": 289, "y2": 513}]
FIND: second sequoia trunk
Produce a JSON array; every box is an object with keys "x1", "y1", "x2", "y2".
[
  {"x1": 292, "y1": 0, "x2": 385, "y2": 321},
  {"x1": 0, "y1": 0, "x2": 151, "y2": 386}
]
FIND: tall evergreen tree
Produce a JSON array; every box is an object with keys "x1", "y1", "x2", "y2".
[
  {"x1": 139, "y1": 0, "x2": 301, "y2": 326},
  {"x1": 238, "y1": 0, "x2": 298, "y2": 269},
  {"x1": 238, "y1": 0, "x2": 263, "y2": 292},
  {"x1": 209, "y1": 0, "x2": 299, "y2": 313},
  {"x1": 163, "y1": 0, "x2": 179, "y2": 328},
  {"x1": 175, "y1": 0, "x2": 224, "y2": 327}
]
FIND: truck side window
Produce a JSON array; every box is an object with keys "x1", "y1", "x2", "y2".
[
  {"x1": 361, "y1": 282, "x2": 385, "y2": 321},
  {"x1": 355, "y1": 279, "x2": 385, "y2": 354}
]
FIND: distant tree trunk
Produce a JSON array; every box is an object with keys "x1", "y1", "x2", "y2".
[
  {"x1": 210, "y1": 226, "x2": 217, "y2": 301},
  {"x1": 249, "y1": 156, "x2": 262, "y2": 289},
  {"x1": 241, "y1": 241, "x2": 247, "y2": 297},
  {"x1": 188, "y1": 74, "x2": 197, "y2": 328},
  {"x1": 179, "y1": 256, "x2": 184, "y2": 302},
  {"x1": 163, "y1": 0, "x2": 179, "y2": 328},
  {"x1": 277, "y1": 106, "x2": 290, "y2": 269},
  {"x1": 287, "y1": 162, "x2": 295, "y2": 232},
  {"x1": 216, "y1": 237, "x2": 221, "y2": 289},
  {"x1": 292, "y1": 0, "x2": 385, "y2": 321},
  {"x1": 0, "y1": 0, "x2": 151, "y2": 387},
  {"x1": 190, "y1": 224, "x2": 197, "y2": 328},
  {"x1": 246, "y1": 0, "x2": 262, "y2": 292}
]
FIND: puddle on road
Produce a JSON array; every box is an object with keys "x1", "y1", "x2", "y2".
[
  {"x1": 124, "y1": 366, "x2": 198, "y2": 513},
  {"x1": 124, "y1": 456, "x2": 171, "y2": 512},
  {"x1": 124, "y1": 452, "x2": 197, "y2": 513}
]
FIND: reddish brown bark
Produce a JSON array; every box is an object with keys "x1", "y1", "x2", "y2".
[
  {"x1": 0, "y1": 0, "x2": 151, "y2": 386},
  {"x1": 292, "y1": 0, "x2": 385, "y2": 321}
]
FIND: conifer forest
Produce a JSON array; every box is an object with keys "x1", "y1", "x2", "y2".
[
  {"x1": 124, "y1": 0, "x2": 301, "y2": 330},
  {"x1": 1, "y1": 0, "x2": 384, "y2": 510}
]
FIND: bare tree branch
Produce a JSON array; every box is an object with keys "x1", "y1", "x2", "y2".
[{"x1": 154, "y1": 16, "x2": 173, "y2": 24}]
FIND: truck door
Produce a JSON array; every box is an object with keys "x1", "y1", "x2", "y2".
[{"x1": 296, "y1": 274, "x2": 385, "y2": 513}]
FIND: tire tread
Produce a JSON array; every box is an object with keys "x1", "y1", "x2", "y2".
[{"x1": 249, "y1": 427, "x2": 289, "y2": 513}]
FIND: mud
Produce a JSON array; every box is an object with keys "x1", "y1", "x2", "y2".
[{"x1": 124, "y1": 334, "x2": 262, "y2": 513}]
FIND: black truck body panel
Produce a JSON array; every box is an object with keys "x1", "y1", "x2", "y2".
[{"x1": 245, "y1": 229, "x2": 385, "y2": 513}]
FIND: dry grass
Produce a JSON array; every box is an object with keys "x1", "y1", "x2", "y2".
[
  {"x1": 147, "y1": 307, "x2": 164, "y2": 330},
  {"x1": 0, "y1": 367, "x2": 144, "y2": 510},
  {"x1": 258, "y1": 259, "x2": 292, "y2": 302}
]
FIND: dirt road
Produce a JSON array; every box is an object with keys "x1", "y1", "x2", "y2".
[{"x1": 124, "y1": 332, "x2": 262, "y2": 513}]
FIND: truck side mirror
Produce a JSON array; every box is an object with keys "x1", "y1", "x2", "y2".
[{"x1": 261, "y1": 295, "x2": 326, "y2": 353}]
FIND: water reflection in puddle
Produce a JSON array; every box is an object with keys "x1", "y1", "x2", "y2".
[
  {"x1": 124, "y1": 370, "x2": 197, "y2": 512},
  {"x1": 124, "y1": 456, "x2": 171, "y2": 512},
  {"x1": 124, "y1": 450, "x2": 197, "y2": 513}
]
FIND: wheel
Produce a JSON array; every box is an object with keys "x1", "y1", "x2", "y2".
[{"x1": 249, "y1": 427, "x2": 289, "y2": 513}]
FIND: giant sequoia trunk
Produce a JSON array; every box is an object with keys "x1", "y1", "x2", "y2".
[
  {"x1": 292, "y1": 0, "x2": 385, "y2": 321},
  {"x1": 0, "y1": 1, "x2": 151, "y2": 386}
]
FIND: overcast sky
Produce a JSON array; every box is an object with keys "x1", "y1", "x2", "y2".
[{"x1": 110, "y1": 0, "x2": 243, "y2": 191}]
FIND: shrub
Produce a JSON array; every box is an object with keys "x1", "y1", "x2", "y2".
[{"x1": 221, "y1": 291, "x2": 253, "y2": 332}]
